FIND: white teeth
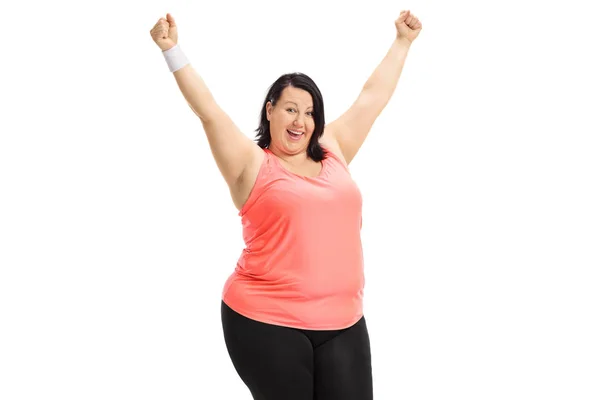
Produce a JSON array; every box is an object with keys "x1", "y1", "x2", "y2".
[{"x1": 288, "y1": 130, "x2": 303, "y2": 135}]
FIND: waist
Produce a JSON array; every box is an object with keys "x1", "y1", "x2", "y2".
[
  {"x1": 221, "y1": 259, "x2": 364, "y2": 329},
  {"x1": 222, "y1": 276, "x2": 364, "y2": 329}
]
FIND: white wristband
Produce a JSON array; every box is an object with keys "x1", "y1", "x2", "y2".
[{"x1": 162, "y1": 44, "x2": 190, "y2": 73}]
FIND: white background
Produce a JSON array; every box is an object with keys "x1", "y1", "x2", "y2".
[{"x1": 1, "y1": 0, "x2": 599, "y2": 399}]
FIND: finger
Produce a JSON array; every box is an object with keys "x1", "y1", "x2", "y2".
[
  {"x1": 153, "y1": 25, "x2": 167, "y2": 35},
  {"x1": 397, "y1": 10, "x2": 408, "y2": 23},
  {"x1": 166, "y1": 13, "x2": 176, "y2": 26}
]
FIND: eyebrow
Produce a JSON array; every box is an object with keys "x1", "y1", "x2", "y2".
[{"x1": 284, "y1": 101, "x2": 313, "y2": 109}]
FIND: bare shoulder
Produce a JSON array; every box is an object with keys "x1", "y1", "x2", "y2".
[{"x1": 321, "y1": 126, "x2": 348, "y2": 166}]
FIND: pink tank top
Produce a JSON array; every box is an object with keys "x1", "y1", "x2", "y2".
[{"x1": 221, "y1": 146, "x2": 364, "y2": 330}]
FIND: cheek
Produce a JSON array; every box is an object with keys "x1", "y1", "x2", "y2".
[
  {"x1": 274, "y1": 113, "x2": 292, "y2": 129},
  {"x1": 269, "y1": 116, "x2": 281, "y2": 131}
]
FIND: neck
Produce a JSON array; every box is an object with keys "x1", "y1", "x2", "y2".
[{"x1": 270, "y1": 148, "x2": 309, "y2": 165}]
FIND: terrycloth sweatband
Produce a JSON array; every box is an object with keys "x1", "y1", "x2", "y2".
[{"x1": 162, "y1": 44, "x2": 190, "y2": 73}]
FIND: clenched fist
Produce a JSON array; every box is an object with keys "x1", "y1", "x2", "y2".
[
  {"x1": 150, "y1": 13, "x2": 178, "y2": 51},
  {"x1": 395, "y1": 10, "x2": 422, "y2": 44}
]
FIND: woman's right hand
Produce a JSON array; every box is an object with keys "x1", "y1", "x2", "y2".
[{"x1": 150, "y1": 13, "x2": 178, "y2": 51}]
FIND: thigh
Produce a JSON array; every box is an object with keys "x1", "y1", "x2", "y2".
[
  {"x1": 313, "y1": 316, "x2": 373, "y2": 400},
  {"x1": 221, "y1": 301, "x2": 314, "y2": 400}
]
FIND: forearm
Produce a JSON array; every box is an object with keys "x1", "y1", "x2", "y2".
[
  {"x1": 362, "y1": 37, "x2": 412, "y2": 99},
  {"x1": 172, "y1": 64, "x2": 220, "y2": 123}
]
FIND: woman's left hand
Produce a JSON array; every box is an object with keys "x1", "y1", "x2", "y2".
[{"x1": 395, "y1": 10, "x2": 422, "y2": 44}]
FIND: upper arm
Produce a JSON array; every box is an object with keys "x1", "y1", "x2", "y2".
[
  {"x1": 199, "y1": 105, "x2": 263, "y2": 188},
  {"x1": 327, "y1": 88, "x2": 389, "y2": 164}
]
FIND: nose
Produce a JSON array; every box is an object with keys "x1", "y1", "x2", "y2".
[{"x1": 293, "y1": 115, "x2": 305, "y2": 128}]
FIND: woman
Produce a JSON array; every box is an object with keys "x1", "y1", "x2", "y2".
[{"x1": 150, "y1": 9, "x2": 422, "y2": 400}]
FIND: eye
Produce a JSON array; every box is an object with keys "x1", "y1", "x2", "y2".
[
  {"x1": 287, "y1": 108, "x2": 296, "y2": 113},
  {"x1": 306, "y1": 111, "x2": 314, "y2": 117}
]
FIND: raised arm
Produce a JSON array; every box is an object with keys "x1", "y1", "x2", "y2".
[
  {"x1": 150, "y1": 14, "x2": 261, "y2": 189},
  {"x1": 326, "y1": 10, "x2": 422, "y2": 164},
  {"x1": 170, "y1": 64, "x2": 260, "y2": 187}
]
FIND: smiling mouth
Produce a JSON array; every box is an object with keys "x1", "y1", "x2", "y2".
[{"x1": 287, "y1": 129, "x2": 304, "y2": 140}]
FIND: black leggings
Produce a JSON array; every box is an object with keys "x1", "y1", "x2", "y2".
[{"x1": 221, "y1": 301, "x2": 373, "y2": 400}]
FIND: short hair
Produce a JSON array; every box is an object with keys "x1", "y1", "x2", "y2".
[{"x1": 255, "y1": 72, "x2": 326, "y2": 161}]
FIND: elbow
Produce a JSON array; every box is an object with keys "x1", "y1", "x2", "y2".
[{"x1": 187, "y1": 100, "x2": 221, "y2": 124}]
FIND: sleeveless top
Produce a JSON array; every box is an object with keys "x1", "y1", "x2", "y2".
[{"x1": 221, "y1": 146, "x2": 364, "y2": 330}]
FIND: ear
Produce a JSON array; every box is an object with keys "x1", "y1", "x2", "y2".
[{"x1": 266, "y1": 102, "x2": 273, "y2": 121}]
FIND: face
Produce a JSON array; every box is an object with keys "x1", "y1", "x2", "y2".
[{"x1": 266, "y1": 86, "x2": 315, "y2": 156}]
